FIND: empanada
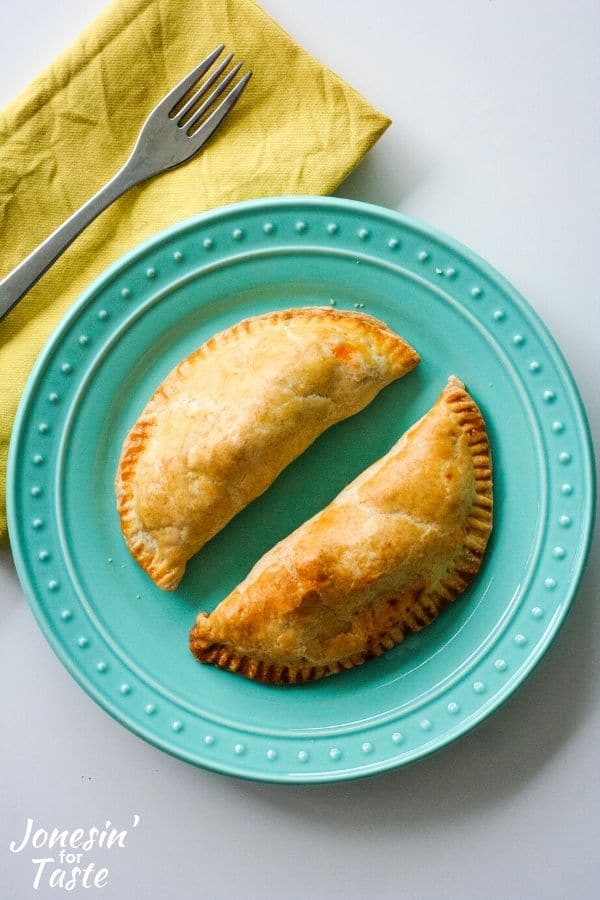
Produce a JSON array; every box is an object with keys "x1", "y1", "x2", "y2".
[
  {"x1": 116, "y1": 308, "x2": 419, "y2": 590},
  {"x1": 190, "y1": 377, "x2": 492, "y2": 683}
]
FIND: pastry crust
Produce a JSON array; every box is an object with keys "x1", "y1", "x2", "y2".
[
  {"x1": 116, "y1": 307, "x2": 419, "y2": 590},
  {"x1": 190, "y1": 377, "x2": 493, "y2": 683}
]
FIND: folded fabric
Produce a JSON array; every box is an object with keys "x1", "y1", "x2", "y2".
[{"x1": 0, "y1": 0, "x2": 390, "y2": 540}]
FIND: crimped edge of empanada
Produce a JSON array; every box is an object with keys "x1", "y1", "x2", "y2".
[
  {"x1": 115, "y1": 307, "x2": 420, "y2": 591},
  {"x1": 189, "y1": 376, "x2": 493, "y2": 683}
]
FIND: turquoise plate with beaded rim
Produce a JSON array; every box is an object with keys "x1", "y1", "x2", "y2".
[{"x1": 7, "y1": 196, "x2": 595, "y2": 783}]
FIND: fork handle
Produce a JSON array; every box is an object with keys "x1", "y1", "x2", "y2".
[{"x1": 0, "y1": 163, "x2": 139, "y2": 321}]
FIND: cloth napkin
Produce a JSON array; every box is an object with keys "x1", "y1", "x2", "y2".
[{"x1": 0, "y1": 0, "x2": 390, "y2": 540}]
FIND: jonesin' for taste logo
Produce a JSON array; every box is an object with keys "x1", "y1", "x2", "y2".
[{"x1": 8, "y1": 815, "x2": 140, "y2": 891}]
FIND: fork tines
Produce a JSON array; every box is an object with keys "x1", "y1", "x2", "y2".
[{"x1": 166, "y1": 46, "x2": 251, "y2": 137}]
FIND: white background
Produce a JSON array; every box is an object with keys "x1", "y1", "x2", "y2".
[{"x1": 1, "y1": 1, "x2": 598, "y2": 898}]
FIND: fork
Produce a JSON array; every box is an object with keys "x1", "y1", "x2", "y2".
[{"x1": 0, "y1": 45, "x2": 251, "y2": 321}]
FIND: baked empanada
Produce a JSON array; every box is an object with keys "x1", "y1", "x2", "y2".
[
  {"x1": 190, "y1": 377, "x2": 493, "y2": 683},
  {"x1": 116, "y1": 308, "x2": 419, "y2": 590}
]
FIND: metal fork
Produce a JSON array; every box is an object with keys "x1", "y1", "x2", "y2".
[{"x1": 0, "y1": 45, "x2": 251, "y2": 320}]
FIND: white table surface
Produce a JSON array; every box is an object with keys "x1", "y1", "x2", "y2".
[{"x1": 1, "y1": 2, "x2": 598, "y2": 898}]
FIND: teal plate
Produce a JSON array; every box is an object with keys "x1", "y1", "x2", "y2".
[{"x1": 7, "y1": 197, "x2": 595, "y2": 783}]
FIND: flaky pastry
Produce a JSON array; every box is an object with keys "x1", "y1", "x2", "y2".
[
  {"x1": 116, "y1": 307, "x2": 419, "y2": 589},
  {"x1": 190, "y1": 377, "x2": 493, "y2": 683}
]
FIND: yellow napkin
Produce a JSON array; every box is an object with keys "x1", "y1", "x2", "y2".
[{"x1": 0, "y1": 0, "x2": 390, "y2": 540}]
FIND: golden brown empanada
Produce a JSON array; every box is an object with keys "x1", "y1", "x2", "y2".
[
  {"x1": 190, "y1": 377, "x2": 493, "y2": 683},
  {"x1": 116, "y1": 308, "x2": 419, "y2": 590}
]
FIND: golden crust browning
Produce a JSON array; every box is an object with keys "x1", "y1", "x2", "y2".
[
  {"x1": 116, "y1": 307, "x2": 419, "y2": 590},
  {"x1": 189, "y1": 376, "x2": 493, "y2": 683}
]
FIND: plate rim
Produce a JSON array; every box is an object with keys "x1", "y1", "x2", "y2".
[{"x1": 7, "y1": 195, "x2": 596, "y2": 783}]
